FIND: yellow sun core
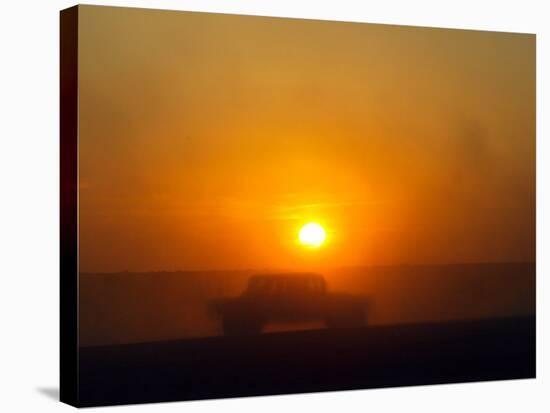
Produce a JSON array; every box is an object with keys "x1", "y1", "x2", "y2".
[{"x1": 298, "y1": 223, "x2": 326, "y2": 248}]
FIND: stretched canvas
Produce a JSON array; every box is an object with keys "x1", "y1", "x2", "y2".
[{"x1": 60, "y1": 5, "x2": 536, "y2": 407}]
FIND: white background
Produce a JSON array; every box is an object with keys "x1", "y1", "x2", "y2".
[{"x1": 0, "y1": 0, "x2": 547, "y2": 411}]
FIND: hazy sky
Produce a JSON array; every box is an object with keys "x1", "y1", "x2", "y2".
[{"x1": 78, "y1": 6, "x2": 535, "y2": 272}]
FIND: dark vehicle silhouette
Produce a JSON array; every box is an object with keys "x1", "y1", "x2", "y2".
[{"x1": 212, "y1": 273, "x2": 369, "y2": 335}]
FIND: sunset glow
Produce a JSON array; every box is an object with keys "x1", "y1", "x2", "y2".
[{"x1": 77, "y1": 7, "x2": 535, "y2": 272}]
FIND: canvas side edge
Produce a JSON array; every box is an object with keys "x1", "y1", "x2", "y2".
[{"x1": 60, "y1": 5, "x2": 79, "y2": 407}]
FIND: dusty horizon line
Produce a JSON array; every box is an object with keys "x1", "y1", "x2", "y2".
[{"x1": 79, "y1": 260, "x2": 535, "y2": 275}]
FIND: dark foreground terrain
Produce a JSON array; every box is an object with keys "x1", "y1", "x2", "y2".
[{"x1": 78, "y1": 316, "x2": 535, "y2": 407}]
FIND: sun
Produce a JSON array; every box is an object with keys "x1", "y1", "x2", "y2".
[{"x1": 298, "y1": 222, "x2": 326, "y2": 248}]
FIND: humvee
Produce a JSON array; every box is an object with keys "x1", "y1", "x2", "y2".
[{"x1": 212, "y1": 273, "x2": 369, "y2": 335}]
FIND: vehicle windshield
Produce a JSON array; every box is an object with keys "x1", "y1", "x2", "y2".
[{"x1": 246, "y1": 275, "x2": 326, "y2": 297}]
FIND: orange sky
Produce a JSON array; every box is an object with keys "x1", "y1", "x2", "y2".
[{"x1": 78, "y1": 6, "x2": 535, "y2": 273}]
